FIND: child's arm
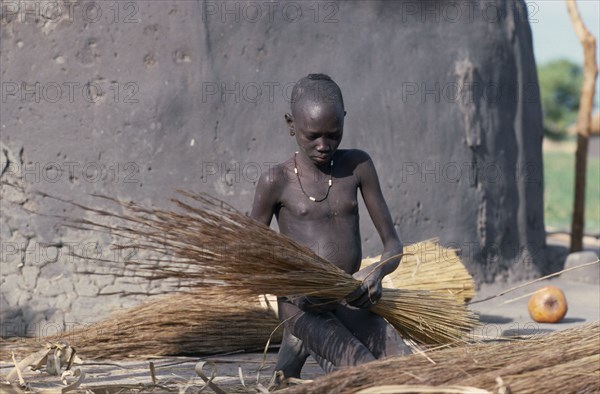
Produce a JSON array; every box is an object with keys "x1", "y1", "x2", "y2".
[
  {"x1": 347, "y1": 151, "x2": 403, "y2": 309},
  {"x1": 250, "y1": 169, "x2": 281, "y2": 225}
]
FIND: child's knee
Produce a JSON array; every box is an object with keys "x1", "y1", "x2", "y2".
[{"x1": 382, "y1": 329, "x2": 412, "y2": 357}]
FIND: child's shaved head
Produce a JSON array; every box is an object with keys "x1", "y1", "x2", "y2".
[{"x1": 290, "y1": 74, "x2": 345, "y2": 117}]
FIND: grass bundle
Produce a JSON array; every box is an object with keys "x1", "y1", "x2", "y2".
[
  {"x1": 0, "y1": 242, "x2": 473, "y2": 360},
  {"x1": 283, "y1": 323, "x2": 600, "y2": 394},
  {"x1": 361, "y1": 240, "x2": 475, "y2": 303},
  {"x1": 2, "y1": 289, "x2": 281, "y2": 361},
  {"x1": 62, "y1": 191, "x2": 477, "y2": 345}
]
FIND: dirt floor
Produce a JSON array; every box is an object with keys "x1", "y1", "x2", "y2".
[
  {"x1": 2, "y1": 238, "x2": 598, "y2": 393},
  {"x1": 3, "y1": 272, "x2": 597, "y2": 393},
  {"x1": 0, "y1": 348, "x2": 324, "y2": 393}
]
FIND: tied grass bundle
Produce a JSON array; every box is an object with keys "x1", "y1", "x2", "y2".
[
  {"x1": 361, "y1": 240, "x2": 475, "y2": 303},
  {"x1": 67, "y1": 191, "x2": 477, "y2": 345},
  {"x1": 284, "y1": 323, "x2": 600, "y2": 394},
  {"x1": 2, "y1": 289, "x2": 281, "y2": 360}
]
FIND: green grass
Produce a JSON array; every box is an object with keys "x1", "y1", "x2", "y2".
[{"x1": 544, "y1": 151, "x2": 600, "y2": 234}]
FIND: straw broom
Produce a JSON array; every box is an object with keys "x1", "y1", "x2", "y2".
[
  {"x1": 2, "y1": 289, "x2": 281, "y2": 361},
  {"x1": 54, "y1": 191, "x2": 478, "y2": 345},
  {"x1": 361, "y1": 240, "x2": 475, "y2": 303},
  {"x1": 283, "y1": 322, "x2": 600, "y2": 394}
]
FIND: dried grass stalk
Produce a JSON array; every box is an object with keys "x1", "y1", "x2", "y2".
[
  {"x1": 283, "y1": 323, "x2": 600, "y2": 394},
  {"x1": 2, "y1": 289, "x2": 281, "y2": 360},
  {"x1": 59, "y1": 191, "x2": 477, "y2": 345},
  {"x1": 361, "y1": 240, "x2": 475, "y2": 303}
]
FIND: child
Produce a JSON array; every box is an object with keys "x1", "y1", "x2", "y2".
[{"x1": 250, "y1": 74, "x2": 411, "y2": 378}]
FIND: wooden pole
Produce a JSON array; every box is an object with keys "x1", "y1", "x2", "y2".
[{"x1": 566, "y1": 0, "x2": 598, "y2": 252}]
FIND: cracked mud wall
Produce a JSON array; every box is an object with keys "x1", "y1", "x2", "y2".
[{"x1": 1, "y1": 0, "x2": 546, "y2": 332}]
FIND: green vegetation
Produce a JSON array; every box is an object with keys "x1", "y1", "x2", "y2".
[
  {"x1": 537, "y1": 59, "x2": 583, "y2": 139},
  {"x1": 544, "y1": 150, "x2": 600, "y2": 233}
]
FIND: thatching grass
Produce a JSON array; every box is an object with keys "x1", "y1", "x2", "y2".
[
  {"x1": 60, "y1": 191, "x2": 476, "y2": 346},
  {"x1": 1, "y1": 241, "x2": 475, "y2": 361},
  {"x1": 2, "y1": 289, "x2": 281, "y2": 361},
  {"x1": 361, "y1": 240, "x2": 475, "y2": 303},
  {"x1": 1, "y1": 241, "x2": 474, "y2": 360},
  {"x1": 282, "y1": 322, "x2": 600, "y2": 394}
]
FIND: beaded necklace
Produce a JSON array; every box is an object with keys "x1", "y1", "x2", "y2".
[{"x1": 293, "y1": 151, "x2": 333, "y2": 202}]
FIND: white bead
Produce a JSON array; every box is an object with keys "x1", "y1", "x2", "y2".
[{"x1": 309, "y1": 196, "x2": 316, "y2": 201}]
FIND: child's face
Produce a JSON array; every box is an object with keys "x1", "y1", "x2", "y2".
[{"x1": 289, "y1": 101, "x2": 345, "y2": 167}]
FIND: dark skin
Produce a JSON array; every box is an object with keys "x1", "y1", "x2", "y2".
[{"x1": 250, "y1": 98, "x2": 410, "y2": 378}]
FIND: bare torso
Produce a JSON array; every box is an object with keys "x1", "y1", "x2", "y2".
[{"x1": 274, "y1": 150, "x2": 363, "y2": 275}]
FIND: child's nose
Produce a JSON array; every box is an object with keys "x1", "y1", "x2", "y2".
[{"x1": 316, "y1": 139, "x2": 331, "y2": 152}]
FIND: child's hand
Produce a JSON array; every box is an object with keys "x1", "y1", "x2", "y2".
[{"x1": 346, "y1": 266, "x2": 383, "y2": 309}]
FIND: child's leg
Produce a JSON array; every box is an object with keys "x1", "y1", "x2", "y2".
[
  {"x1": 274, "y1": 329, "x2": 310, "y2": 379},
  {"x1": 286, "y1": 307, "x2": 376, "y2": 368},
  {"x1": 275, "y1": 299, "x2": 310, "y2": 379},
  {"x1": 276, "y1": 328, "x2": 338, "y2": 376},
  {"x1": 334, "y1": 304, "x2": 412, "y2": 358},
  {"x1": 309, "y1": 349, "x2": 337, "y2": 374}
]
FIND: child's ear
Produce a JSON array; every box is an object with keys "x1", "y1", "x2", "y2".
[{"x1": 285, "y1": 113, "x2": 295, "y2": 136}]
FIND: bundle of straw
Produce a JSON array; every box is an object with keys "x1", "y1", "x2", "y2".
[
  {"x1": 63, "y1": 191, "x2": 477, "y2": 345},
  {"x1": 0, "y1": 242, "x2": 472, "y2": 360},
  {"x1": 361, "y1": 240, "x2": 475, "y2": 303},
  {"x1": 284, "y1": 322, "x2": 600, "y2": 394},
  {"x1": 2, "y1": 289, "x2": 281, "y2": 360},
  {"x1": 2, "y1": 244, "x2": 474, "y2": 360}
]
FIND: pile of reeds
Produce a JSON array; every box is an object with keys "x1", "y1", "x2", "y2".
[
  {"x1": 1, "y1": 242, "x2": 475, "y2": 360},
  {"x1": 1, "y1": 239, "x2": 475, "y2": 360},
  {"x1": 2, "y1": 289, "x2": 281, "y2": 360},
  {"x1": 55, "y1": 191, "x2": 477, "y2": 345},
  {"x1": 361, "y1": 240, "x2": 475, "y2": 303},
  {"x1": 282, "y1": 322, "x2": 600, "y2": 394}
]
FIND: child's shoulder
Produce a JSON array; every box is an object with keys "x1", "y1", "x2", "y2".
[
  {"x1": 337, "y1": 150, "x2": 379, "y2": 181},
  {"x1": 337, "y1": 149, "x2": 373, "y2": 167}
]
